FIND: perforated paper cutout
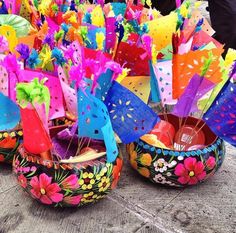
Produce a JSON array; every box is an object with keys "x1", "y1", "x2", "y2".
[
  {"x1": 144, "y1": 12, "x2": 178, "y2": 51},
  {"x1": 114, "y1": 42, "x2": 149, "y2": 76},
  {"x1": 105, "y1": 17, "x2": 116, "y2": 51},
  {"x1": 189, "y1": 10, "x2": 215, "y2": 36},
  {"x1": 58, "y1": 66, "x2": 77, "y2": 116},
  {"x1": 204, "y1": 80, "x2": 236, "y2": 147},
  {"x1": 0, "y1": 92, "x2": 20, "y2": 131},
  {"x1": 104, "y1": 81, "x2": 159, "y2": 143},
  {"x1": 172, "y1": 47, "x2": 224, "y2": 99},
  {"x1": 153, "y1": 60, "x2": 177, "y2": 105},
  {"x1": 0, "y1": 65, "x2": 9, "y2": 97},
  {"x1": 78, "y1": 89, "x2": 118, "y2": 162},
  {"x1": 120, "y1": 76, "x2": 150, "y2": 104}
]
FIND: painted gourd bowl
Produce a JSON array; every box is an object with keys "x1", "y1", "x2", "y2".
[
  {"x1": 0, "y1": 116, "x2": 74, "y2": 164},
  {"x1": 127, "y1": 114, "x2": 225, "y2": 187},
  {"x1": 13, "y1": 127, "x2": 123, "y2": 207}
]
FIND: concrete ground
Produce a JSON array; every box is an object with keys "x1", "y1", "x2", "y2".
[
  {"x1": 0, "y1": 143, "x2": 235, "y2": 233},
  {"x1": 1, "y1": 1, "x2": 236, "y2": 233}
]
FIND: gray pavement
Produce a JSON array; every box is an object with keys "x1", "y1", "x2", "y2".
[{"x1": 0, "y1": 143, "x2": 235, "y2": 233}]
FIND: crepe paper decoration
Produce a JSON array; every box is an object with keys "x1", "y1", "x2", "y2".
[
  {"x1": 105, "y1": 17, "x2": 116, "y2": 51},
  {"x1": 91, "y1": 5, "x2": 105, "y2": 27},
  {"x1": 144, "y1": 12, "x2": 178, "y2": 51},
  {"x1": 39, "y1": 45, "x2": 53, "y2": 70},
  {"x1": 110, "y1": 2, "x2": 127, "y2": 17},
  {"x1": 104, "y1": 81, "x2": 159, "y2": 144},
  {"x1": 172, "y1": 47, "x2": 224, "y2": 99},
  {"x1": 172, "y1": 74, "x2": 214, "y2": 117},
  {"x1": 0, "y1": 25, "x2": 18, "y2": 52},
  {"x1": 16, "y1": 78, "x2": 50, "y2": 116},
  {"x1": 0, "y1": 92, "x2": 20, "y2": 131},
  {"x1": 20, "y1": 70, "x2": 65, "y2": 120},
  {"x1": 51, "y1": 47, "x2": 67, "y2": 66},
  {"x1": 20, "y1": 106, "x2": 53, "y2": 156},
  {"x1": 120, "y1": 76, "x2": 150, "y2": 103},
  {"x1": 58, "y1": 66, "x2": 77, "y2": 116},
  {"x1": 0, "y1": 14, "x2": 31, "y2": 38},
  {"x1": 189, "y1": 10, "x2": 215, "y2": 36},
  {"x1": 149, "y1": 60, "x2": 161, "y2": 103},
  {"x1": 153, "y1": 60, "x2": 177, "y2": 105},
  {"x1": 114, "y1": 42, "x2": 149, "y2": 76},
  {"x1": 204, "y1": 79, "x2": 236, "y2": 147},
  {"x1": 78, "y1": 89, "x2": 118, "y2": 162},
  {"x1": 95, "y1": 69, "x2": 114, "y2": 101},
  {"x1": 16, "y1": 43, "x2": 30, "y2": 61},
  {"x1": 191, "y1": 30, "x2": 222, "y2": 51},
  {"x1": 0, "y1": 65, "x2": 8, "y2": 97}
]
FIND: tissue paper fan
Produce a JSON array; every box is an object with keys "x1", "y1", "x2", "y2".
[
  {"x1": 104, "y1": 81, "x2": 159, "y2": 143},
  {"x1": 20, "y1": 70, "x2": 65, "y2": 120},
  {"x1": 78, "y1": 89, "x2": 118, "y2": 162},
  {"x1": 0, "y1": 65, "x2": 9, "y2": 97},
  {"x1": 189, "y1": 10, "x2": 215, "y2": 36},
  {"x1": 153, "y1": 60, "x2": 177, "y2": 105},
  {"x1": 120, "y1": 76, "x2": 150, "y2": 103},
  {"x1": 0, "y1": 14, "x2": 31, "y2": 38},
  {"x1": 0, "y1": 92, "x2": 20, "y2": 131},
  {"x1": 144, "y1": 12, "x2": 178, "y2": 51},
  {"x1": 172, "y1": 47, "x2": 224, "y2": 99},
  {"x1": 58, "y1": 66, "x2": 77, "y2": 116},
  {"x1": 114, "y1": 42, "x2": 149, "y2": 76},
  {"x1": 204, "y1": 79, "x2": 236, "y2": 147}
]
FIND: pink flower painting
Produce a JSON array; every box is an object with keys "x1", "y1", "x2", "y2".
[
  {"x1": 174, "y1": 157, "x2": 206, "y2": 185},
  {"x1": 30, "y1": 173, "x2": 63, "y2": 205}
]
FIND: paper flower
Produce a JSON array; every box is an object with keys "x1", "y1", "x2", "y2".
[
  {"x1": 51, "y1": 47, "x2": 66, "y2": 66},
  {"x1": 16, "y1": 43, "x2": 30, "y2": 61},
  {"x1": 16, "y1": 78, "x2": 50, "y2": 115},
  {"x1": 3, "y1": 54, "x2": 20, "y2": 74},
  {"x1": 27, "y1": 49, "x2": 41, "y2": 69},
  {"x1": 43, "y1": 34, "x2": 54, "y2": 49}
]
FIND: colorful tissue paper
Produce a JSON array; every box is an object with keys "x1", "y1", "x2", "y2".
[
  {"x1": 104, "y1": 81, "x2": 159, "y2": 143},
  {"x1": 172, "y1": 47, "x2": 224, "y2": 99},
  {"x1": 114, "y1": 42, "x2": 149, "y2": 76},
  {"x1": 204, "y1": 79, "x2": 236, "y2": 147}
]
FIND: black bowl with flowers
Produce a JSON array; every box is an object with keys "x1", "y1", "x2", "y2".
[
  {"x1": 13, "y1": 126, "x2": 123, "y2": 207},
  {"x1": 127, "y1": 114, "x2": 225, "y2": 187}
]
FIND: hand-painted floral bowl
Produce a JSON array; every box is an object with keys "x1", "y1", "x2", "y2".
[
  {"x1": 0, "y1": 129, "x2": 23, "y2": 163},
  {"x1": 127, "y1": 114, "x2": 225, "y2": 187},
  {"x1": 13, "y1": 127, "x2": 123, "y2": 207},
  {"x1": 0, "y1": 116, "x2": 74, "y2": 164}
]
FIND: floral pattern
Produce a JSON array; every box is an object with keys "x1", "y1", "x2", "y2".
[
  {"x1": 127, "y1": 137, "x2": 225, "y2": 187},
  {"x1": 0, "y1": 130, "x2": 22, "y2": 163},
  {"x1": 13, "y1": 146, "x2": 122, "y2": 207}
]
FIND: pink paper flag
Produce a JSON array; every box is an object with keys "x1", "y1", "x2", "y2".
[
  {"x1": 153, "y1": 60, "x2": 177, "y2": 105},
  {"x1": 0, "y1": 65, "x2": 9, "y2": 96},
  {"x1": 105, "y1": 17, "x2": 116, "y2": 51},
  {"x1": 58, "y1": 66, "x2": 78, "y2": 117}
]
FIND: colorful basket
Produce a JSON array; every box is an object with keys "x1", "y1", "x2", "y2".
[{"x1": 13, "y1": 127, "x2": 123, "y2": 207}]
